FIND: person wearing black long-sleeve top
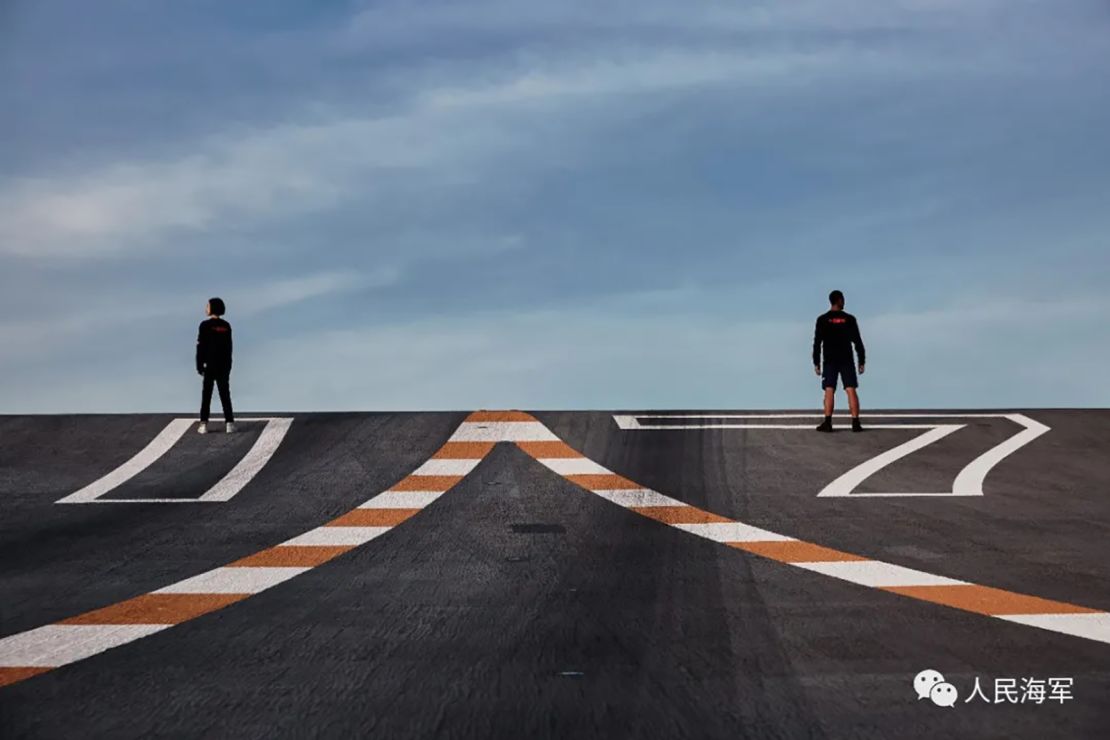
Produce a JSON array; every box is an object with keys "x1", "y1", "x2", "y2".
[
  {"x1": 196, "y1": 297, "x2": 235, "y2": 434},
  {"x1": 812, "y1": 290, "x2": 866, "y2": 432}
]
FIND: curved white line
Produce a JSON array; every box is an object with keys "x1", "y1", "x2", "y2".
[
  {"x1": 56, "y1": 419, "x2": 194, "y2": 504},
  {"x1": 951, "y1": 413, "x2": 1050, "y2": 496},
  {"x1": 56, "y1": 417, "x2": 294, "y2": 504},
  {"x1": 618, "y1": 413, "x2": 1053, "y2": 498},
  {"x1": 200, "y1": 418, "x2": 294, "y2": 501},
  {"x1": 816, "y1": 425, "x2": 965, "y2": 497}
]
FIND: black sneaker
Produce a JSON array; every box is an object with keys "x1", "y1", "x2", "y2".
[
  {"x1": 815, "y1": 420, "x2": 833, "y2": 433},
  {"x1": 851, "y1": 418, "x2": 863, "y2": 432}
]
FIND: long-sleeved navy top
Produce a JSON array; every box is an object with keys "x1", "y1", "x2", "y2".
[
  {"x1": 812, "y1": 310, "x2": 865, "y2": 366},
  {"x1": 196, "y1": 318, "x2": 233, "y2": 374}
]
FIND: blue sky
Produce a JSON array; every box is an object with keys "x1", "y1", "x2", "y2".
[{"x1": 1, "y1": 0, "x2": 1108, "y2": 412}]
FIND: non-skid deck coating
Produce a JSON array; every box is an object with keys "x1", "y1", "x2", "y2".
[{"x1": 0, "y1": 410, "x2": 1107, "y2": 739}]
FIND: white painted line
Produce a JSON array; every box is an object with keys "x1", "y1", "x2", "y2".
[
  {"x1": 410, "y1": 458, "x2": 482, "y2": 476},
  {"x1": 619, "y1": 413, "x2": 1052, "y2": 499},
  {"x1": 999, "y1": 613, "x2": 1110, "y2": 644},
  {"x1": 826, "y1": 492, "x2": 982, "y2": 498},
  {"x1": 0, "y1": 624, "x2": 169, "y2": 667},
  {"x1": 360, "y1": 490, "x2": 443, "y2": 509},
  {"x1": 536, "y1": 457, "x2": 613, "y2": 475},
  {"x1": 613, "y1": 415, "x2": 643, "y2": 430},
  {"x1": 951, "y1": 414, "x2": 1050, "y2": 496},
  {"x1": 620, "y1": 422, "x2": 939, "y2": 430},
  {"x1": 86, "y1": 498, "x2": 225, "y2": 504},
  {"x1": 56, "y1": 417, "x2": 294, "y2": 504},
  {"x1": 817, "y1": 425, "x2": 965, "y2": 497},
  {"x1": 283, "y1": 526, "x2": 389, "y2": 547},
  {"x1": 673, "y1": 522, "x2": 795, "y2": 543},
  {"x1": 156, "y1": 567, "x2": 307, "y2": 594},
  {"x1": 381, "y1": 488, "x2": 451, "y2": 498},
  {"x1": 55, "y1": 419, "x2": 194, "y2": 503},
  {"x1": 199, "y1": 418, "x2": 293, "y2": 501},
  {"x1": 449, "y1": 421, "x2": 559, "y2": 442},
  {"x1": 627, "y1": 413, "x2": 1035, "y2": 419},
  {"x1": 795, "y1": 561, "x2": 967, "y2": 588},
  {"x1": 592, "y1": 489, "x2": 683, "y2": 508}
]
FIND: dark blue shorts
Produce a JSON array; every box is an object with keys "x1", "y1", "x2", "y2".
[{"x1": 822, "y1": 362, "x2": 858, "y2": 390}]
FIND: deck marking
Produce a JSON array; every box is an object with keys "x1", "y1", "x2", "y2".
[
  {"x1": 54, "y1": 419, "x2": 194, "y2": 503},
  {"x1": 998, "y1": 613, "x2": 1110, "y2": 642},
  {"x1": 56, "y1": 417, "x2": 294, "y2": 504},
  {"x1": 502, "y1": 411, "x2": 1108, "y2": 646},
  {"x1": 282, "y1": 526, "x2": 390, "y2": 547},
  {"x1": 3, "y1": 409, "x2": 1087, "y2": 690},
  {"x1": 816, "y1": 425, "x2": 964, "y2": 497},
  {"x1": 795, "y1": 561, "x2": 966, "y2": 588},
  {"x1": 0, "y1": 412, "x2": 499, "y2": 688},
  {"x1": 198, "y1": 418, "x2": 294, "y2": 502},
  {"x1": 615, "y1": 413, "x2": 1050, "y2": 498},
  {"x1": 359, "y1": 491, "x2": 443, "y2": 508},
  {"x1": 154, "y1": 567, "x2": 308, "y2": 594}
]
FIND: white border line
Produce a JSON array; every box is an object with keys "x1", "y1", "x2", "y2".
[
  {"x1": 817, "y1": 425, "x2": 965, "y2": 497},
  {"x1": 55, "y1": 417, "x2": 293, "y2": 504},
  {"x1": 612, "y1": 413, "x2": 1050, "y2": 498}
]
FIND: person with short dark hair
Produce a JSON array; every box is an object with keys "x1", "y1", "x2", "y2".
[
  {"x1": 196, "y1": 297, "x2": 235, "y2": 434},
  {"x1": 812, "y1": 290, "x2": 865, "y2": 432}
]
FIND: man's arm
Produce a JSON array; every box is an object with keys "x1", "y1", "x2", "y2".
[
  {"x1": 851, "y1": 317, "x2": 866, "y2": 369},
  {"x1": 196, "y1": 323, "x2": 206, "y2": 375},
  {"x1": 812, "y1": 317, "x2": 823, "y2": 370},
  {"x1": 227, "y1": 324, "x2": 233, "y2": 372}
]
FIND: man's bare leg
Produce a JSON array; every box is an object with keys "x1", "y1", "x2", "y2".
[
  {"x1": 846, "y1": 387, "x2": 863, "y2": 431},
  {"x1": 817, "y1": 387, "x2": 836, "y2": 431}
]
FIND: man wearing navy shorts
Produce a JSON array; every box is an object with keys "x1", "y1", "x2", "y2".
[{"x1": 812, "y1": 290, "x2": 866, "y2": 432}]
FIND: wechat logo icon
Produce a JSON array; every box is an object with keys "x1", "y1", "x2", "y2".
[{"x1": 914, "y1": 669, "x2": 959, "y2": 708}]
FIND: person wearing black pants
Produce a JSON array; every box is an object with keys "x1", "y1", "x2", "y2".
[{"x1": 196, "y1": 297, "x2": 235, "y2": 434}]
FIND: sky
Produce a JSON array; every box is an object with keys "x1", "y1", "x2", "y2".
[{"x1": 1, "y1": 0, "x2": 1108, "y2": 413}]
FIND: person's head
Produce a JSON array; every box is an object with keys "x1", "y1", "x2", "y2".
[
  {"x1": 828, "y1": 290, "x2": 845, "y2": 310},
  {"x1": 206, "y1": 297, "x2": 226, "y2": 317}
]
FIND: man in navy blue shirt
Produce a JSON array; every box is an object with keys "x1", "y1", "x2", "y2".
[
  {"x1": 196, "y1": 297, "x2": 235, "y2": 434},
  {"x1": 812, "y1": 290, "x2": 866, "y2": 432}
]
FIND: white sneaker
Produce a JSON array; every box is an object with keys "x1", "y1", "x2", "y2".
[
  {"x1": 226, "y1": 422, "x2": 236, "y2": 434},
  {"x1": 197, "y1": 423, "x2": 208, "y2": 434}
]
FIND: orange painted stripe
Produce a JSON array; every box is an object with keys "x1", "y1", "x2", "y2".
[
  {"x1": 729, "y1": 540, "x2": 868, "y2": 562},
  {"x1": 0, "y1": 667, "x2": 50, "y2": 687},
  {"x1": 516, "y1": 441, "x2": 582, "y2": 458},
  {"x1": 466, "y1": 410, "x2": 535, "y2": 422},
  {"x1": 632, "y1": 506, "x2": 732, "y2": 524},
  {"x1": 328, "y1": 508, "x2": 420, "y2": 527},
  {"x1": 229, "y1": 545, "x2": 353, "y2": 568},
  {"x1": 567, "y1": 474, "x2": 641, "y2": 490},
  {"x1": 61, "y1": 593, "x2": 247, "y2": 625},
  {"x1": 390, "y1": 475, "x2": 463, "y2": 492},
  {"x1": 882, "y1": 584, "x2": 1100, "y2": 616},
  {"x1": 433, "y1": 442, "x2": 494, "y2": 459}
]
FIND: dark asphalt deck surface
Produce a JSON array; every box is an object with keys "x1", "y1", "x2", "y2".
[{"x1": 0, "y1": 410, "x2": 1107, "y2": 739}]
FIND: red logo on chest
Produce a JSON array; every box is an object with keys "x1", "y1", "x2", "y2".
[{"x1": 829, "y1": 318, "x2": 847, "y2": 324}]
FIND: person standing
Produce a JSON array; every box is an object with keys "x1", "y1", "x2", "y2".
[
  {"x1": 196, "y1": 297, "x2": 235, "y2": 434},
  {"x1": 812, "y1": 290, "x2": 865, "y2": 432}
]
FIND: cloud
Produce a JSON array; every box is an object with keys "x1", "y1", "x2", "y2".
[
  {"x1": 0, "y1": 113, "x2": 496, "y2": 258},
  {"x1": 0, "y1": 269, "x2": 382, "y2": 361},
  {"x1": 1, "y1": 0, "x2": 1043, "y2": 262}
]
